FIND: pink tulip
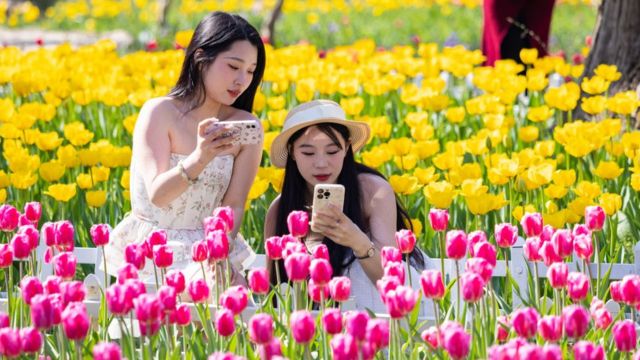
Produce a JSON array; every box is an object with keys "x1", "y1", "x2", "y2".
[
  {"x1": 23, "y1": 202, "x2": 41, "y2": 225},
  {"x1": 365, "y1": 318, "x2": 389, "y2": 350},
  {"x1": 0, "y1": 204, "x2": 19, "y2": 231},
  {"x1": 551, "y1": 229, "x2": 573, "y2": 259},
  {"x1": 60, "y1": 280, "x2": 86, "y2": 306},
  {"x1": 547, "y1": 262, "x2": 568, "y2": 289},
  {"x1": 257, "y1": 338, "x2": 282, "y2": 360},
  {"x1": 307, "y1": 279, "x2": 329, "y2": 303},
  {"x1": 329, "y1": 276, "x2": 351, "y2": 302},
  {"x1": 20, "y1": 276, "x2": 43, "y2": 305},
  {"x1": 284, "y1": 252, "x2": 310, "y2": 282},
  {"x1": 153, "y1": 244, "x2": 173, "y2": 268},
  {"x1": 330, "y1": 334, "x2": 358, "y2": 360},
  {"x1": 620, "y1": 275, "x2": 640, "y2": 306},
  {"x1": 54, "y1": 220, "x2": 75, "y2": 251},
  {"x1": 520, "y1": 212, "x2": 543, "y2": 237},
  {"x1": 143, "y1": 230, "x2": 167, "y2": 259},
  {"x1": 464, "y1": 257, "x2": 493, "y2": 282},
  {"x1": 523, "y1": 237, "x2": 542, "y2": 262},
  {"x1": 460, "y1": 272, "x2": 485, "y2": 303},
  {"x1": 43, "y1": 276, "x2": 61, "y2": 295},
  {"x1": 383, "y1": 262, "x2": 405, "y2": 285},
  {"x1": 248, "y1": 268, "x2": 269, "y2": 295},
  {"x1": 313, "y1": 244, "x2": 329, "y2": 260},
  {"x1": 542, "y1": 344, "x2": 563, "y2": 360},
  {"x1": 442, "y1": 325, "x2": 471, "y2": 360},
  {"x1": 421, "y1": 269, "x2": 445, "y2": 299},
  {"x1": 0, "y1": 327, "x2": 21, "y2": 357},
  {"x1": 584, "y1": 206, "x2": 605, "y2": 231},
  {"x1": 290, "y1": 310, "x2": 315, "y2": 343},
  {"x1": 203, "y1": 216, "x2": 228, "y2": 235},
  {"x1": 573, "y1": 224, "x2": 591, "y2": 237},
  {"x1": 380, "y1": 246, "x2": 402, "y2": 268},
  {"x1": 563, "y1": 305, "x2": 590, "y2": 339},
  {"x1": 495, "y1": 223, "x2": 518, "y2": 248},
  {"x1": 248, "y1": 313, "x2": 273, "y2": 344},
  {"x1": 496, "y1": 315, "x2": 510, "y2": 343},
  {"x1": 215, "y1": 308, "x2": 236, "y2": 337},
  {"x1": 445, "y1": 230, "x2": 467, "y2": 259},
  {"x1": 395, "y1": 229, "x2": 416, "y2": 254},
  {"x1": 41, "y1": 222, "x2": 56, "y2": 247},
  {"x1": 287, "y1": 210, "x2": 309, "y2": 238},
  {"x1": 30, "y1": 294, "x2": 55, "y2": 330},
  {"x1": 384, "y1": 285, "x2": 418, "y2": 318},
  {"x1": 264, "y1": 236, "x2": 283, "y2": 260},
  {"x1": 188, "y1": 279, "x2": 210, "y2": 303},
  {"x1": 219, "y1": 285, "x2": 249, "y2": 316},
  {"x1": 345, "y1": 311, "x2": 369, "y2": 342},
  {"x1": 321, "y1": 308, "x2": 343, "y2": 334},
  {"x1": 11, "y1": 233, "x2": 31, "y2": 259},
  {"x1": 169, "y1": 303, "x2": 191, "y2": 326},
  {"x1": 62, "y1": 302, "x2": 90, "y2": 340},
  {"x1": 592, "y1": 308, "x2": 612, "y2": 330},
  {"x1": 0, "y1": 244, "x2": 13, "y2": 268},
  {"x1": 512, "y1": 307, "x2": 539, "y2": 339},
  {"x1": 310, "y1": 258, "x2": 333, "y2": 285},
  {"x1": 612, "y1": 319, "x2": 637, "y2": 352},
  {"x1": 208, "y1": 352, "x2": 242, "y2": 360},
  {"x1": 93, "y1": 342, "x2": 122, "y2": 360},
  {"x1": 191, "y1": 240, "x2": 208, "y2": 262},
  {"x1": 377, "y1": 276, "x2": 401, "y2": 303},
  {"x1": 539, "y1": 241, "x2": 561, "y2": 266},
  {"x1": 574, "y1": 234, "x2": 593, "y2": 261},
  {"x1": 206, "y1": 230, "x2": 229, "y2": 261},
  {"x1": 124, "y1": 243, "x2": 145, "y2": 270},
  {"x1": 573, "y1": 341, "x2": 605, "y2": 360},
  {"x1": 540, "y1": 224, "x2": 555, "y2": 242},
  {"x1": 519, "y1": 344, "x2": 544, "y2": 360},
  {"x1": 567, "y1": 272, "x2": 589, "y2": 302},
  {"x1": 473, "y1": 241, "x2": 497, "y2": 267},
  {"x1": 157, "y1": 285, "x2": 177, "y2": 311},
  {"x1": 467, "y1": 230, "x2": 487, "y2": 251},
  {"x1": 429, "y1": 208, "x2": 449, "y2": 231},
  {"x1": 20, "y1": 327, "x2": 42, "y2": 353},
  {"x1": 538, "y1": 315, "x2": 562, "y2": 342},
  {"x1": 18, "y1": 225, "x2": 39, "y2": 250},
  {"x1": 165, "y1": 270, "x2": 185, "y2": 293},
  {"x1": 90, "y1": 224, "x2": 110, "y2": 247},
  {"x1": 116, "y1": 264, "x2": 138, "y2": 285},
  {"x1": 106, "y1": 284, "x2": 132, "y2": 315},
  {"x1": 212, "y1": 206, "x2": 234, "y2": 233},
  {"x1": 134, "y1": 294, "x2": 163, "y2": 326},
  {"x1": 422, "y1": 326, "x2": 440, "y2": 348},
  {"x1": 282, "y1": 239, "x2": 305, "y2": 258},
  {"x1": 0, "y1": 311, "x2": 8, "y2": 328},
  {"x1": 53, "y1": 252, "x2": 77, "y2": 280}
]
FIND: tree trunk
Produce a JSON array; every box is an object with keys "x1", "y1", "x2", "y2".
[
  {"x1": 582, "y1": 0, "x2": 640, "y2": 94},
  {"x1": 158, "y1": 0, "x2": 173, "y2": 34},
  {"x1": 261, "y1": 0, "x2": 284, "y2": 45}
]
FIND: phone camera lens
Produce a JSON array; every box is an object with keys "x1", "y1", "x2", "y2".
[
  {"x1": 317, "y1": 194, "x2": 323, "y2": 199},
  {"x1": 317, "y1": 189, "x2": 323, "y2": 193}
]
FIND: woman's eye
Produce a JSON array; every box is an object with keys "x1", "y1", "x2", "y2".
[
  {"x1": 301, "y1": 153, "x2": 314, "y2": 156},
  {"x1": 327, "y1": 151, "x2": 339, "y2": 155},
  {"x1": 248, "y1": 70, "x2": 255, "y2": 75},
  {"x1": 228, "y1": 65, "x2": 239, "y2": 70}
]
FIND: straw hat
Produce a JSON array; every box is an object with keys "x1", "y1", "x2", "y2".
[{"x1": 269, "y1": 100, "x2": 371, "y2": 168}]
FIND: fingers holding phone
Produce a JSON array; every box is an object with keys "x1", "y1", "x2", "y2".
[{"x1": 194, "y1": 120, "x2": 237, "y2": 163}]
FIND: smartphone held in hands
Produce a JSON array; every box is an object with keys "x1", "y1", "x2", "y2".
[
  {"x1": 205, "y1": 120, "x2": 263, "y2": 145},
  {"x1": 311, "y1": 184, "x2": 345, "y2": 232}
]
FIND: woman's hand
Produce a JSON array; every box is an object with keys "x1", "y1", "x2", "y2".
[
  {"x1": 311, "y1": 204, "x2": 371, "y2": 253},
  {"x1": 192, "y1": 119, "x2": 238, "y2": 165}
]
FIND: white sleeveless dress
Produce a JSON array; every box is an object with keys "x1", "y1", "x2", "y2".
[{"x1": 103, "y1": 152, "x2": 255, "y2": 284}]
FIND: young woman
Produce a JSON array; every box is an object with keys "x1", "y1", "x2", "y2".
[
  {"x1": 265, "y1": 100, "x2": 424, "y2": 312},
  {"x1": 104, "y1": 11, "x2": 265, "y2": 285}
]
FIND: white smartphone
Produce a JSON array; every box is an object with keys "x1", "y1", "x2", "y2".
[
  {"x1": 311, "y1": 184, "x2": 345, "y2": 232},
  {"x1": 205, "y1": 120, "x2": 263, "y2": 145}
]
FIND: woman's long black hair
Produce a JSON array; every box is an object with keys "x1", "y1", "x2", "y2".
[
  {"x1": 169, "y1": 11, "x2": 266, "y2": 113},
  {"x1": 272, "y1": 123, "x2": 425, "y2": 283}
]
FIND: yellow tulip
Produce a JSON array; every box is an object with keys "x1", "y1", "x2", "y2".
[
  {"x1": 340, "y1": 97, "x2": 365, "y2": 116},
  {"x1": 599, "y1": 193, "x2": 622, "y2": 215},
  {"x1": 423, "y1": 181, "x2": 457, "y2": 209},
  {"x1": 120, "y1": 170, "x2": 130, "y2": 189},
  {"x1": 518, "y1": 126, "x2": 539, "y2": 143},
  {"x1": 488, "y1": 167, "x2": 509, "y2": 186},
  {"x1": 267, "y1": 110, "x2": 287, "y2": 128},
  {"x1": 543, "y1": 209, "x2": 567, "y2": 229},
  {"x1": 389, "y1": 174, "x2": 421, "y2": 195},
  {"x1": 35, "y1": 131, "x2": 64, "y2": 151},
  {"x1": 413, "y1": 167, "x2": 440, "y2": 185},
  {"x1": 445, "y1": 107, "x2": 465, "y2": 124},
  {"x1": 568, "y1": 197, "x2": 594, "y2": 219},
  {"x1": 267, "y1": 96, "x2": 286, "y2": 111},
  {"x1": 39, "y1": 160, "x2": 66, "y2": 182},
  {"x1": 248, "y1": 178, "x2": 269, "y2": 200},
  {"x1": 77, "y1": 148, "x2": 100, "y2": 167},
  {"x1": 10, "y1": 171, "x2": 38, "y2": 189},
  {"x1": 77, "y1": 174, "x2": 94, "y2": 189},
  {"x1": 631, "y1": 173, "x2": 640, "y2": 191},
  {"x1": 593, "y1": 161, "x2": 623, "y2": 180},
  {"x1": 123, "y1": 114, "x2": 137, "y2": 135},
  {"x1": 0, "y1": 170, "x2": 9, "y2": 188},
  {"x1": 432, "y1": 151, "x2": 463, "y2": 171},
  {"x1": 86, "y1": 190, "x2": 107, "y2": 207},
  {"x1": 466, "y1": 192, "x2": 506, "y2": 215},
  {"x1": 573, "y1": 181, "x2": 601, "y2": 199},
  {"x1": 0, "y1": 189, "x2": 6, "y2": 203},
  {"x1": 413, "y1": 140, "x2": 440, "y2": 159},
  {"x1": 361, "y1": 146, "x2": 391, "y2": 169},
  {"x1": 387, "y1": 137, "x2": 413, "y2": 156},
  {"x1": 594, "y1": 64, "x2": 621, "y2": 82},
  {"x1": 174, "y1": 30, "x2": 194, "y2": 49},
  {"x1": 581, "y1": 95, "x2": 606, "y2": 114},
  {"x1": 63, "y1": 122, "x2": 94, "y2": 146},
  {"x1": 534, "y1": 140, "x2": 556, "y2": 158},
  {"x1": 45, "y1": 183, "x2": 77, "y2": 202},
  {"x1": 404, "y1": 112, "x2": 430, "y2": 128},
  {"x1": 581, "y1": 76, "x2": 609, "y2": 95},
  {"x1": 519, "y1": 48, "x2": 538, "y2": 64},
  {"x1": 552, "y1": 169, "x2": 576, "y2": 187},
  {"x1": 459, "y1": 178, "x2": 488, "y2": 197},
  {"x1": 0, "y1": 98, "x2": 15, "y2": 122},
  {"x1": 512, "y1": 204, "x2": 536, "y2": 221},
  {"x1": 410, "y1": 123, "x2": 434, "y2": 141},
  {"x1": 393, "y1": 153, "x2": 418, "y2": 171},
  {"x1": 544, "y1": 184, "x2": 568, "y2": 199}
]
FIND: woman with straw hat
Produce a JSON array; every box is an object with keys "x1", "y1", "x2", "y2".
[{"x1": 265, "y1": 100, "x2": 424, "y2": 312}]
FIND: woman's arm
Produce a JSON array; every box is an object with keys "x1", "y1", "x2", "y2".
[{"x1": 135, "y1": 98, "x2": 237, "y2": 208}]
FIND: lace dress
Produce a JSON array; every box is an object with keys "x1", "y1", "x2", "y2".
[{"x1": 102, "y1": 153, "x2": 255, "y2": 284}]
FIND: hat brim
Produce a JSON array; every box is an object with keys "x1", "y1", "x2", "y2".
[{"x1": 269, "y1": 118, "x2": 371, "y2": 168}]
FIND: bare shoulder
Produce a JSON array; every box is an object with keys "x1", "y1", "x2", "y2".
[
  {"x1": 358, "y1": 172, "x2": 394, "y2": 200},
  {"x1": 266, "y1": 195, "x2": 281, "y2": 217},
  {"x1": 224, "y1": 107, "x2": 260, "y2": 123},
  {"x1": 136, "y1": 97, "x2": 180, "y2": 130}
]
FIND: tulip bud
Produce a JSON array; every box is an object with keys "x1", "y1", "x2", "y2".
[
  {"x1": 219, "y1": 285, "x2": 249, "y2": 315},
  {"x1": 165, "y1": 270, "x2": 185, "y2": 293},
  {"x1": 61, "y1": 302, "x2": 90, "y2": 340},
  {"x1": 284, "y1": 252, "x2": 310, "y2": 282},
  {"x1": 11, "y1": 233, "x2": 31, "y2": 259},
  {"x1": 584, "y1": 206, "x2": 605, "y2": 231},
  {"x1": 0, "y1": 327, "x2": 21, "y2": 357},
  {"x1": 248, "y1": 268, "x2": 269, "y2": 295},
  {"x1": 53, "y1": 252, "x2": 77, "y2": 280},
  {"x1": 321, "y1": 308, "x2": 343, "y2": 335},
  {"x1": 310, "y1": 258, "x2": 333, "y2": 285},
  {"x1": 380, "y1": 246, "x2": 402, "y2": 268},
  {"x1": 395, "y1": 229, "x2": 416, "y2": 254},
  {"x1": 206, "y1": 230, "x2": 229, "y2": 261},
  {"x1": 90, "y1": 224, "x2": 110, "y2": 247},
  {"x1": 20, "y1": 327, "x2": 42, "y2": 353},
  {"x1": 290, "y1": 310, "x2": 315, "y2": 344},
  {"x1": 538, "y1": 315, "x2": 562, "y2": 342},
  {"x1": 442, "y1": 324, "x2": 471, "y2": 360},
  {"x1": 188, "y1": 279, "x2": 210, "y2": 303},
  {"x1": 248, "y1": 313, "x2": 273, "y2": 345},
  {"x1": 215, "y1": 308, "x2": 236, "y2": 337},
  {"x1": 428, "y1": 208, "x2": 449, "y2": 231},
  {"x1": 445, "y1": 230, "x2": 467, "y2": 259},
  {"x1": 520, "y1": 212, "x2": 543, "y2": 237},
  {"x1": 54, "y1": 220, "x2": 75, "y2": 252},
  {"x1": 287, "y1": 210, "x2": 309, "y2": 238},
  {"x1": 212, "y1": 206, "x2": 234, "y2": 233},
  {"x1": 464, "y1": 257, "x2": 493, "y2": 282},
  {"x1": 563, "y1": 305, "x2": 590, "y2": 339},
  {"x1": 494, "y1": 223, "x2": 518, "y2": 248},
  {"x1": 460, "y1": 272, "x2": 485, "y2": 303},
  {"x1": 152, "y1": 244, "x2": 173, "y2": 268},
  {"x1": 169, "y1": 303, "x2": 191, "y2": 326},
  {"x1": 512, "y1": 307, "x2": 539, "y2": 339},
  {"x1": 573, "y1": 341, "x2": 605, "y2": 360},
  {"x1": 329, "y1": 276, "x2": 351, "y2": 302},
  {"x1": 473, "y1": 241, "x2": 497, "y2": 267},
  {"x1": 551, "y1": 229, "x2": 573, "y2": 259},
  {"x1": 0, "y1": 204, "x2": 19, "y2": 232},
  {"x1": 612, "y1": 319, "x2": 637, "y2": 352},
  {"x1": 567, "y1": 272, "x2": 590, "y2": 302},
  {"x1": 312, "y1": 244, "x2": 329, "y2": 260},
  {"x1": 93, "y1": 342, "x2": 122, "y2": 360},
  {"x1": 21, "y1": 276, "x2": 44, "y2": 305},
  {"x1": 344, "y1": 311, "x2": 369, "y2": 342},
  {"x1": 547, "y1": 262, "x2": 568, "y2": 289},
  {"x1": 330, "y1": 334, "x2": 358, "y2": 360},
  {"x1": 23, "y1": 202, "x2": 42, "y2": 225},
  {"x1": 366, "y1": 318, "x2": 389, "y2": 350},
  {"x1": 264, "y1": 236, "x2": 283, "y2": 260},
  {"x1": 420, "y1": 269, "x2": 445, "y2": 300},
  {"x1": 574, "y1": 234, "x2": 593, "y2": 261},
  {"x1": 0, "y1": 244, "x2": 13, "y2": 268},
  {"x1": 124, "y1": 243, "x2": 145, "y2": 270}
]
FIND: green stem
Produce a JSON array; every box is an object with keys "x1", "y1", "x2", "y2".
[
  {"x1": 455, "y1": 260, "x2": 461, "y2": 319},
  {"x1": 439, "y1": 231, "x2": 445, "y2": 284},
  {"x1": 101, "y1": 247, "x2": 109, "y2": 341}
]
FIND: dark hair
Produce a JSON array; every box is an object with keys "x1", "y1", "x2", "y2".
[
  {"x1": 168, "y1": 11, "x2": 266, "y2": 113},
  {"x1": 272, "y1": 123, "x2": 425, "y2": 283}
]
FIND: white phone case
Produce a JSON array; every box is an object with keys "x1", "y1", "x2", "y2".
[
  {"x1": 311, "y1": 184, "x2": 345, "y2": 232},
  {"x1": 207, "y1": 120, "x2": 263, "y2": 145}
]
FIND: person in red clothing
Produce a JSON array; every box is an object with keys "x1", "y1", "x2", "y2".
[{"x1": 482, "y1": 0, "x2": 556, "y2": 66}]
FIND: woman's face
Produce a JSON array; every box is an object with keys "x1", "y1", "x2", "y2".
[
  {"x1": 202, "y1": 40, "x2": 258, "y2": 106},
  {"x1": 291, "y1": 126, "x2": 348, "y2": 190}
]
